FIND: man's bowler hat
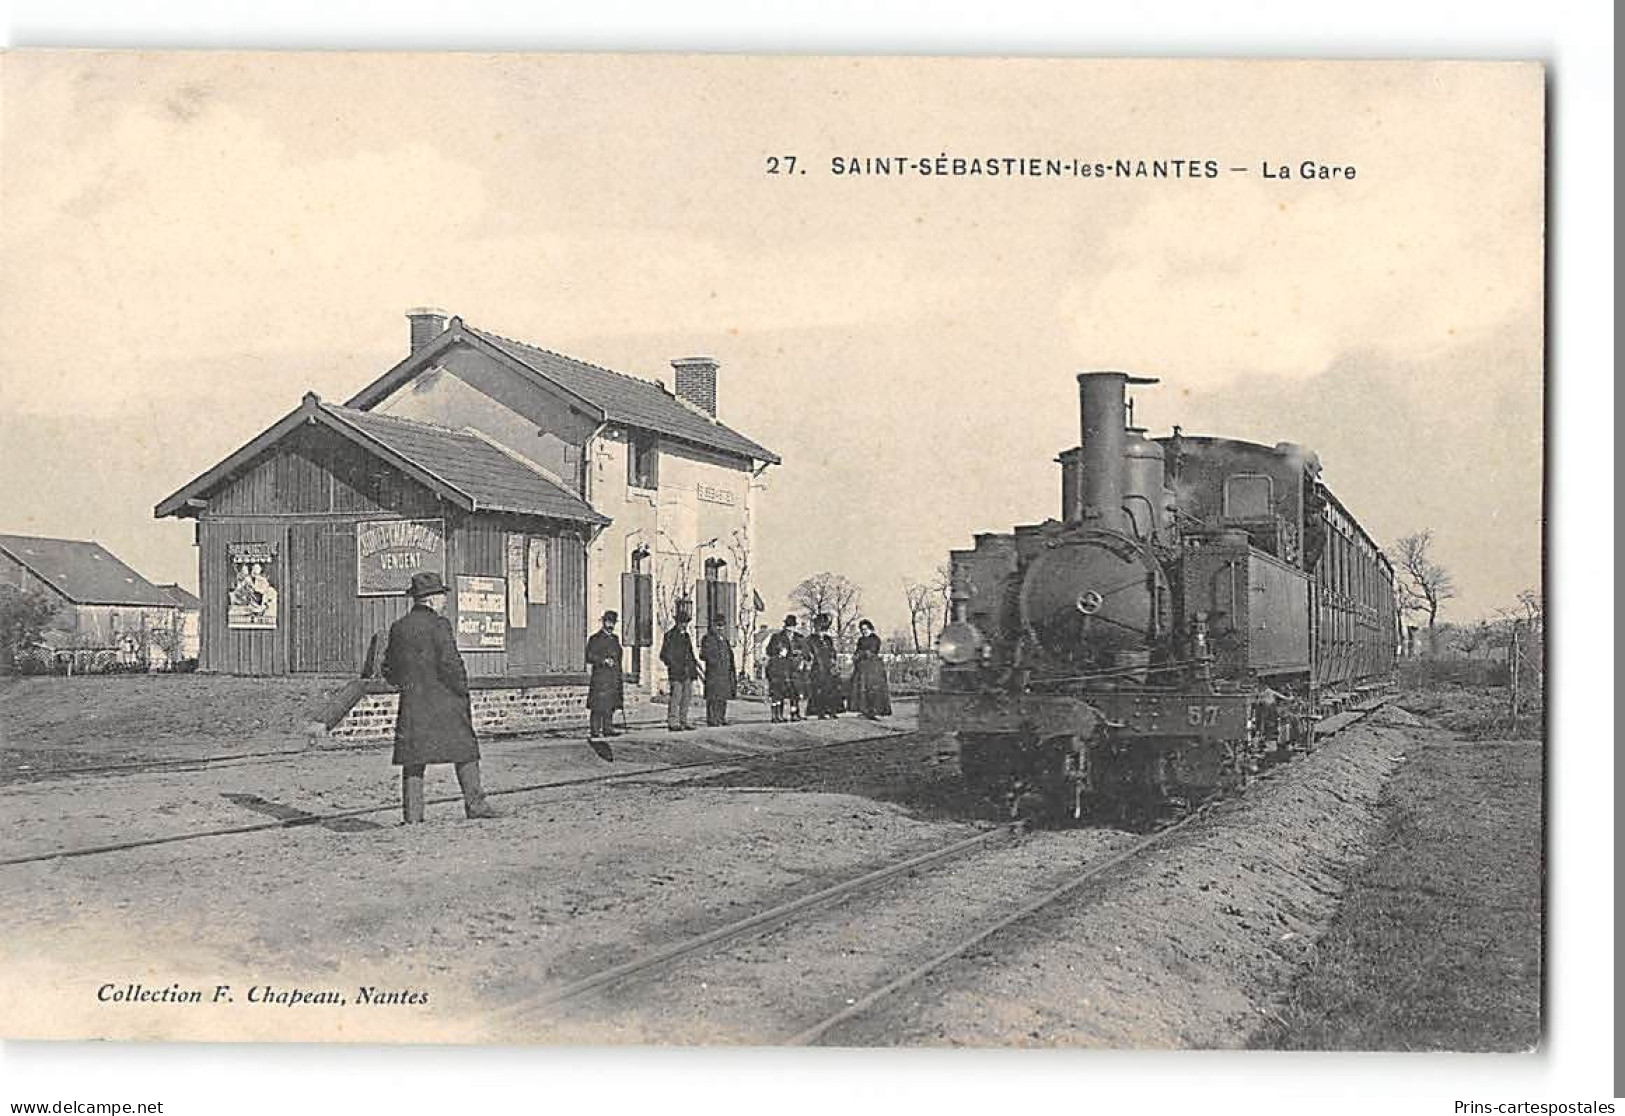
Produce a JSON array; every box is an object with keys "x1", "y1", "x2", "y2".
[{"x1": 406, "y1": 571, "x2": 450, "y2": 599}]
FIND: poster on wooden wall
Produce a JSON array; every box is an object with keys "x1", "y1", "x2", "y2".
[
  {"x1": 455, "y1": 575, "x2": 506, "y2": 651},
  {"x1": 527, "y1": 537, "x2": 548, "y2": 605},
  {"x1": 226, "y1": 541, "x2": 278, "y2": 630},
  {"x1": 505, "y1": 533, "x2": 528, "y2": 627}
]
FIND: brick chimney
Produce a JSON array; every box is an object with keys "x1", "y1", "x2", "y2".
[
  {"x1": 672, "y1": 357, "x2": 720, "y2": 416},
  {"x1": 406, "y1": 307, "x2": 450, "y2": 353}
]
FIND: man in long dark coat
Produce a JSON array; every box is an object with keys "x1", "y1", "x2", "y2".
[
  {"x1": 585, "y1": 610, "x2": 624, "y2": 741},
  {"x1": 764, "y1": 615, "x2": 802, "y2": 722},
  {"x1": 805, "y1": 612, "x2": 841, "y2": 720},
  {"x1": 381, "y1": 571, "x2": 500, "y2": 823},
  {"x1": 699, "y1": 613, "x2": 737, "y2": 727},
  {"x1": 659, "y1": 609, "x2": 700, "y2": 732}
]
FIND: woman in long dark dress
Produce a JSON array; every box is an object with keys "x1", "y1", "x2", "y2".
[
  {"x1": 848, "y1": 618, "x2": 893, "y2": 719},
  {"x1": 805, "y1": 613, "x2": 841, "y2": 720}
]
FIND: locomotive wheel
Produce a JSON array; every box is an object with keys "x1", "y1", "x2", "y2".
[{"x1": 1008, "y1": 734, "x2": 1080, "y2": 826}]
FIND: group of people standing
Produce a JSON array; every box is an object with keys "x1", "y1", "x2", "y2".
[
  {"x1": 380, "y1": 572, "x2": 897, "y2": 824},
  {"x1": 585, "y1": 606, "x2": 739, "y2": 737},
  {"x1": 584, "y1": 607, "x2": 893, "y2": 739},
  {"x1": 764, "y1": 613, "x2": 893, "y2": 723}
]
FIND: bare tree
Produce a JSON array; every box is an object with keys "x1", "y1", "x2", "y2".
[
  {"x1": 653, "y1": 530, "x2": 707, "y2": 637},
  {"x1": 723, "y1": 527, "x2": 758, "y2": 674},
  {"x1": 931, "y1": 561, "x2": 952, "y2": 623},
  {"x1": 903, "y1": 579, "x2": 935, "y2": 652},
  {"x1": 1389, "y1": 530, "x2": 1456, "y2": 656},
  {"x1": 1493, "y1": 587, "x2": 1545, "y2": 672},
  {"x1": 789, "y1": 572, "x2": 863, "y2": 652}
]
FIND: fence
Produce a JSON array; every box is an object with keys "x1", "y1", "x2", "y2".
[
  {"x1": 8, "y1": 644, "x2": 199, "y2": 676},
  {"x1": 734, "y1": 651, "x2": 940, "y2": 698}
]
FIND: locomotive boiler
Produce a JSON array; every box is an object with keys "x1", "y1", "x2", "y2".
[{"x1": 921, "y1": 372, "x2": 1398, "y2": 821}]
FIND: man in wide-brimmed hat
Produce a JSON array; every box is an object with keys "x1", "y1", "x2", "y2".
[{"x1": 381, "y1": 571, "x2": 500, "y2": 823}]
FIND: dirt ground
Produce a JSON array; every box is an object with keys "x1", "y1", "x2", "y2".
[
  {"x1": 0, "y1": 680, "x2": 1531, "y2": 1049},
  {"x1": 0, "y1": 718, "x2": 958, "y2": 1043},
  {"x1": 0, "y1": 674, "x2": 334, "y2": 777},
  {"x1": 826, "y1": 711, "x2": 1414, "y2": 1047}
]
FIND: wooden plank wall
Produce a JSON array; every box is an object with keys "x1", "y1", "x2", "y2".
[
  {"x1": 198, "y1": 428, "x2": 589, "y2": 677},
  {"x1": 199, "y1": 518, "x2": 289, "y2": 675},
  {"x1": 450, "y1": 518, "x2": 587, "y2": 677}
]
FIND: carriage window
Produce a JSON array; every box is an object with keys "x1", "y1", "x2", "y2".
[{"x1": 1223, "y1": 474, "x2": 1274, "y2": 519}]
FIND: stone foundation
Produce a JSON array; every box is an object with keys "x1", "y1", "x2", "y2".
[{"x1": 328, "y1": 683, "x2": 590, "y2": 742}]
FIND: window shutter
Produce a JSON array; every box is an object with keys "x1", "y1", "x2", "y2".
[
  {"x1": 719, "y1": 581, "x2": 738, "y2": 641},
  {"x1": 694, "y1": 581, "x2": 738, "y2": 641},
  {"x1": 622, "y1": 572, "x2": 654, "y2": 647},
  {"x1": 636, "y1": 573, "x2": 653, "y2": 647}
]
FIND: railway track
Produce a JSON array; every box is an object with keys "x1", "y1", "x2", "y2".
[
  {"x1": 0, "y1": 712, "x2": 714, "y2": 786},
  {"x1": 497, "y1": 699, "x2": 1388, "y2": 1045},
  {"x1": 0, "y1": 726, "x2": 916, "y2": 868}
]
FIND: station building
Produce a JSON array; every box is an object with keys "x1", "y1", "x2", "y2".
[
  {"x1": 345, "y1": 310, "x2": 779, "y2": 697},
  {"x1": 156, "y1": 309, "x2": 778, "y2": 727}
]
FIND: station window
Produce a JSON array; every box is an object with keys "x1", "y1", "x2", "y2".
[
  {"x1": 628, "y1": 432, "x2": 659, "y2": 490},
  {"x1": 1223, "y1": 474, "x2": 1274, "y2": 519}
]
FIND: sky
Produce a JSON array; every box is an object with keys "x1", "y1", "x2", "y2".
[{"x1": 0, "y1": 53, "x2": 1545, "y2": 633}]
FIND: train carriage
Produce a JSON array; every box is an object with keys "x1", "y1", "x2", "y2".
[{"x1": 921, "y1": 372, "x2": 1398, "y2": 821}]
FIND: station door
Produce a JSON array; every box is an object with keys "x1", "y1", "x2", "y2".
[{"x1": 288, "y1": 521, "x2": 359, "y2": 673}]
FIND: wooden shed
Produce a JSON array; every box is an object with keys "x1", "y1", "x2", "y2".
[{"x1": 156, "y1": 393, "x2": 607, "y2": 680}]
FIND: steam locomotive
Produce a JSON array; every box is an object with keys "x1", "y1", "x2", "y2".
[{"x1": 921, "y1": 372, "x2": 1398, "y2": 821}]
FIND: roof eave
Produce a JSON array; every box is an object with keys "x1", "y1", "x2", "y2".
[
  {"x1": 157, "y1": 396, "x2": 484, "y2": 519},
  {"x1": 348, "y1": 321, "x2": 609, "y2": 425},
  {"x1": 604, "y1": 418, "x2": 780, "y2": 467}
]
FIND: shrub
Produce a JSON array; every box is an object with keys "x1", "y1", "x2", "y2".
[{"x1": 0, "y1": 585, "x2": 62, "y2": 673}]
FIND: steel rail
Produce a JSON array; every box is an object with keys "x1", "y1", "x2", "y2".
[
  {"x1": 494, "y1": 822, "x2": 1027, "y2": 1022},
  {"x1": 0, "y1": 713, "x2": 700, "y2": 786},
  {"x1": 0, "y1": 727, "x2": 915, "y2": 868},
  {"x1": 785, "y1": 813, "x2": 1197, "y2": 1046},
  {"x1": 502, "y1": 700, "x2": 1389, "y2": 1041},
  {"x1": 785, "y1": 699, "x2": 1389, "y2": 1045}
]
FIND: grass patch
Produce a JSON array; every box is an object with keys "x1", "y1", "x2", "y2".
[
  {"x1": 1256, "y1": 718, "x2": 1542, "y2": 1050},
  {"x1": 0, "y1": 674, "x2": 342, "y2": 777},
  {"x1": 1397, "y1": 682, "x2": 1545, "y2": 742}
]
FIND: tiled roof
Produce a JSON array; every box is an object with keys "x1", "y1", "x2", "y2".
[
  {"x1": 156, "y1": 583, "x2": 203, "y2": 611},
  {"x1": 0, "y1": 534, "x2": 177, "y2": 607},
  {"x1": 466, "y1": 326, "x2": 781, "y2": 465},
  {"x1": 321, "y1": 404, "x2": 607, "y2": 524}
]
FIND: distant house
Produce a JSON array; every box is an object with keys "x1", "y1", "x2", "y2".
[
  {"x1": 156, "y1": 583, "x2": 203, "y2": 661},
  {"x1": 0, "y1": 533, "x2": 181, "y2": 667}
]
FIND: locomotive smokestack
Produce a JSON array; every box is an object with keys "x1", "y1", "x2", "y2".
[{"x1": 1076, "y1": 372, "x2": 1158, "y2": 528}]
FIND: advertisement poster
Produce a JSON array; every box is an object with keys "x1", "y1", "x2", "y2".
[
  {"x1": 455, "y1": 575, "x2": 506, "y2": 651},
  {"x1": 226, "y1": 541, "x2": 278, "y2": 630},
  {"x1": 505, "y1": 533, "x2": 528, "y2": 627},
  {"x1": 355, "y1": 519, "x2": 446, "y2": 596},
  {"x1": 527, "y1": 537, "x2": 549, "y2": 605}
]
